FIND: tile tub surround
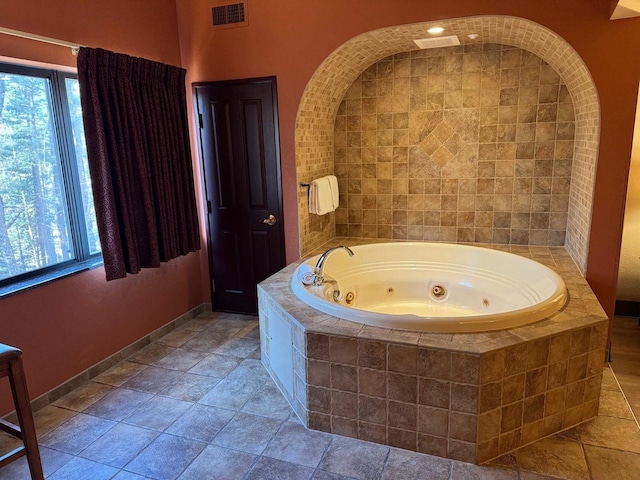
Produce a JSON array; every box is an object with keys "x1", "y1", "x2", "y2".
[
  {"x1": 334, "y1": 43, "x2": 575, "y2": 247},
  {"x1": 258, "y1": 240, "x2": 609, "y2": 464},
  {"x1": 296, "y1": 17, "x2": 600, "y2": 276}
]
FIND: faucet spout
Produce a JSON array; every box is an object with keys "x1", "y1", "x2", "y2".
[{"x1": 313, "y1": 246, "x2": 354, "y2": 286}]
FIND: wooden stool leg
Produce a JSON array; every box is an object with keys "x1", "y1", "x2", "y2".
[{"x1": 8, "y1": 358, "x2": 44, "y2": 480}]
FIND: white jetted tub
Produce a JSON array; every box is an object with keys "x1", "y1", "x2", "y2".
[{"x1": 291, "y1": 242, "x2": 567, "y2": 333}]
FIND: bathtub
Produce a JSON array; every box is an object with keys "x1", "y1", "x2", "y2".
[{"x1": 291, "y1": 242, "x2": 567, "y2": 333}]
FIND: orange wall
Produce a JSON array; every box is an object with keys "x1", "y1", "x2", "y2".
[
  {"x1": 176, "y1": 0, "x2": 640, "y2": 316},
  {"x1": 0, "y1": 0, "x2": 206, "y2": 413}
]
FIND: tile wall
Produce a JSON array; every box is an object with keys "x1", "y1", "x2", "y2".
[
  {"x1": 333, "y1": 44, "x2": 575, "y2": 244},
  {"x1": 295, "y1": 16, "x2": 600, "y2": 273},
  {"x1": 302, "y1": 322, "x2": 607, "y2": 464}
]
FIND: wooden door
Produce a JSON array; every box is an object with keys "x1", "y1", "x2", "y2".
[{"x1": 194, "y1": 77, "x2": 285, "y2": 315}]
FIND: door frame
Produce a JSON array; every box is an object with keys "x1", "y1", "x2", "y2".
[{"x1": 193, "y1": 76, "x2": 286, "y2": 311}]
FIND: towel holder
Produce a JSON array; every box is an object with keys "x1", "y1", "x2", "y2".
[{"x1": 300, "y1": 183, "x2": 310, "y2": 188}]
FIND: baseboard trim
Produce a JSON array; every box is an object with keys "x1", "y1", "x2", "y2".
[
  {"x1": 615, "y1": 300, "x2": 640, "y2": 317},
  {"x1": 22, "y1": 302, "x2": 212, "y2": 415}
]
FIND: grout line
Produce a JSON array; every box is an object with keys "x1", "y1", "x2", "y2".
[
  {"x1": 379, "y1": 441, "x2": 392, "y2": 478},
  {"x1": 310, "y1": 435, "x2": 333, "y2": 480},
  {"x1": 607, "y1": 364, "x2": 640, "y2": 430},
  {"x1": 241, "y1": 453, "x2": 262, "y2": 480},
  {"x1": 580, "y1": 440, "x2": 596, "y2": 480}
]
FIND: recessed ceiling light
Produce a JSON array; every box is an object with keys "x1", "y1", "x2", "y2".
[
  {"x1": 427, "y1": 27, "x2": 444, "y2": 35},
  {"x1": 468, "y1": 33, "x2": 479, "y2": 40}
]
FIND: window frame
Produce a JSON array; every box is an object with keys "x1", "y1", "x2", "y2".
[{"x1": 0, "y1": 62, "x2": 102, "y2": 293}]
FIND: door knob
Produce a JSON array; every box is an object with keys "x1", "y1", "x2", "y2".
[{"x1": 261, "y1": 214, "x2": 277, "y2": 225}]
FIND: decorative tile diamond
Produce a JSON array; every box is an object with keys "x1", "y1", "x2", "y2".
[
  {"x1": 418, "y1": 121, "x2": 466, "y2": 167},
  {"x1": 419, "y1": 135, "x2": 440, "y2": 156},
  {"x1": 444, "y1": 132, "x2": 463, "y2": 156},
  {"x1": 431, "y1": 145, "x2": 454, "y2": 167},
  {"x1": 431, "y1": 121, "x2": 455, "y2": 142}
]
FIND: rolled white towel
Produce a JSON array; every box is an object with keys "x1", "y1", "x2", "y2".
[{"x1": 298, "y1": 263, "x2": 315, "y2": 285}]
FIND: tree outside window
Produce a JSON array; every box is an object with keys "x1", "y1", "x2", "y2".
[{"x1": 0, "y1": 64, "x2": 100, "y2": 286}]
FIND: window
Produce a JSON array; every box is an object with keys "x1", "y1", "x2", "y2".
[{"x1": 0, "y1": 63, "x2": 100, "y2": 290}]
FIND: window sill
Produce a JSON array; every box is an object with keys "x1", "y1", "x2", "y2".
[{"x1": 0, "y1": 257, "x2": 104, "y2": 300}]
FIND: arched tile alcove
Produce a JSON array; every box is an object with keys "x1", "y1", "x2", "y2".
[{"x1": 295, "y1": 16, "x2": 599, "y2": 274}]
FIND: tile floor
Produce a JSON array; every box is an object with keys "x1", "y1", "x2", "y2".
[
  {"x1": 611, "y1": 315, "x2": 640, "y2": 420},
  {"x1": 1, "y1": 311, "x2": 639, "y2": 480}
]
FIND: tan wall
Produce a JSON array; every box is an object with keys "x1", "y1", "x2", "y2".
[
  {"x1": 333, "y1": 44, "x2": 575, "y2": 244},
  {"x1": 617, "y1": 84, "x2": 640, "y2": 302}
]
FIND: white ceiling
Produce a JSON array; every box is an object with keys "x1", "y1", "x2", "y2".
[{"x1": 611, "y1": 0, "x2": 640, "y2": 19}]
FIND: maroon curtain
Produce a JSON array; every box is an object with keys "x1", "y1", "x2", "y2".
[{"x1": 77, "y1": 47, "x2": 200, "y2": 280}]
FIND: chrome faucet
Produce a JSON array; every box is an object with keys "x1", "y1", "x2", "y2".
[{"x1": 313, "y1": 245, "x2": 354, "y2": 287}]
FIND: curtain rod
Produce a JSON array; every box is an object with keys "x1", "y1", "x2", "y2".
[{"x1": 0, "y1": 27, "x2": 82, "y2": 55}]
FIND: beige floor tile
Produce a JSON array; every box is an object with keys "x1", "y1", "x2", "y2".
[
  {"x1": 40, "y1": 412, "x2": 115, "y2": 455},
  {"x1": 93, "y1": 361, "x2": 147, "y2": 387},
  {"x1": 262, "y1": 421, "x2": 332, "y2": 469},
  {"x1": 319, "y1": 436, "x2": 389, "y2": 480},
  {"x1": 156, "y1": 328, "x2": 198, "y2": 347},
  {"x1": 78, "y1": 423, "x2": 158, "y2": 468},
  {"x1": 181, "y1": 331, "x2": 231, "y2": 352},
  {"x1": 0, "y1": 446, "x2": 73, "y2": 479},
  {"x1": 576, "y1": 415, "x2": 640, "y2": 453},
  {"x1": 113, "y1": 470, "x2": 150, "y2": 479},
  {"x1": 125, "y1": 433, "x2": 206, "y2": 479},
  {"x1": 215, "y1": 337, "x2": 260, "y2": 358},
  {"x1": 516, "y1": 436, "x2": 589, "y2": 480},
  {"x1": 123, "y1": 395, "x2": 192, "y2": 431},
  {"x1": 83, "y1": 388, "x2": 153, "y2": 421},
  {"x1": 178, "y1": 318, "x2": 217, "y2": 332},
  {"x1": 121, "y1": 366, "x2": 184, "y2": 394},
  {"x1": 484, "y1": 453, "x2": 517, "y2": 469},
  {"x1": 598, "y1": 389, "x2": 635, "y2": 420},
  {"x1": 0, "y1": 432, "x2": 21, "y2": 454},
  {"x1": 616, "y1": 373, "x2": 640, "y2": 407},
  {"x1": 519, "y1": 472, "x2": 568, "y2": 479},
  {"x1": 450, "y1": 461, "x2": 517, "y2": 479},
  {"x1": 246, "y1": 457, "x2": 314, "y2": 480},
  {"x1": 178, "y1": 444, "x2": 256, "y2": 480},
  {"x1": 241, "y1": 382, "x2": 293, "y2": 420},
  {"x1": 601, "y1": 366, "x2": 619, "y2": 392},
  {"x1": 52, "y1": 381, "x2": 114, "y2": 412},
  {"x1": 33, "y1": 404, "x2": 77, "y2": 435},
  {"x1": 153, "y1": 348, "x2": 208, "y2": 371},
  {"x1": 127, "y1": 343, "x2": 175, "y2": 365},
  {"x1": 188, "y1": 353, "x2": 242, "y2": 378},
  {"x1": 584, "y1": 444, "x2": 640, "y2": 480},
  {"x1": 165, "y1": 404, "x2": 235, "y2": 442},
  {"x1": 158, "y1": 372, "x2": 220, "y2": 402},
  {"x1": 47, "y1": 456, "x2": 118, "y2": 480},
  {"x1": 383, "y1": 449, "x2": 451, "y2": 479},
  {"x1": 212, "y1": 413, "x2": 283, "y2": 455}
]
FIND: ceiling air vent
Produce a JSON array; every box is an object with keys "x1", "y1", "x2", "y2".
[
  {"x1": 211, "y1": 1, "x2": 248, "y2": 28},
  {"x1": 413, "y1": 35, "x2": 460, "y2": 49}
]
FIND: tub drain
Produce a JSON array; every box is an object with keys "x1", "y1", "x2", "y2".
[
  {"x1": 345, "y1": 292, "x2": 355, "y2": 306},
  {"x1": 430, "y1": 284, "x2": 447, "y2": 300},
  {"x1": 482, "y1": 298, "x2": 490, "y2": 307}
]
